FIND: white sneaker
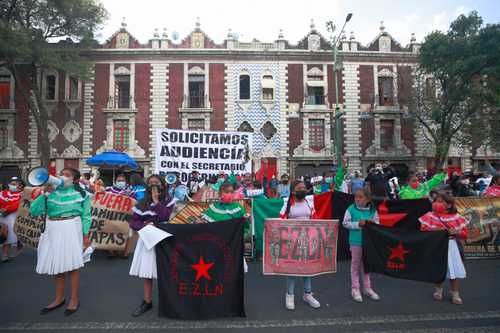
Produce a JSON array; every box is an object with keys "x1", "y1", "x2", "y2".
[
  {"x1": 285, "y1": 293, "x2": 295, "y2": 310},
  {"x1": 303, "y1": 293, "x2": 321, "y2": 308},
  {"x1": 363, "y1": 288, "x2": 381, "y2": 301},
  {"x1": 352, "y1": 289, "x2": 363, "y2": 302}
]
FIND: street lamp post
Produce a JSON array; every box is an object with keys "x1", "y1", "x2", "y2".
[{"x1": 327, "y1": 13, "x2": 352, "y2": 165}]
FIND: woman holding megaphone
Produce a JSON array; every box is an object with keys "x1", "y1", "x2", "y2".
[{"x1": 29, "y1": 168, "x2": 91, "y2": 316}]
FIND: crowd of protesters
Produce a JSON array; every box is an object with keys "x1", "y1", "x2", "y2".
[{"x1": 0, "y1": 158, "x2": 498, "y2": 315}]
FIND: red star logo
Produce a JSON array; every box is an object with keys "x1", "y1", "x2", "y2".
[
  {"x1": 191, "y1": 256, "x2": 214, "y2": 282},
  {"x1": 388, "y1": 241, "x2": 411, "y2": 262}
]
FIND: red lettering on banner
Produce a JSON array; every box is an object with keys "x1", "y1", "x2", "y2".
[
  {"x1": 122, "y1": 197, "x2": 132, "y2": 212},
  {"x1": 387, "y1": 261, "x2": 406, "y2": 270},
  {"x1": 178, "y1": 282, "x2": 187, "y2": 296},
  {"x1": 93, "y1": 191, "x2": 104, "y2": 204},
  {"x1": 177, "y1": 282, "x2": 225, "y2": 297},
  {"x1": 112, "y1": 195, "x2": 123, "y2": 210},
  {"x1": 192, "y1": 283, "x2": 201, "y2": 296}
]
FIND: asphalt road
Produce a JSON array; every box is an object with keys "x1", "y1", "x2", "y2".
[{"x1": 1, "y1": 249, "x2": 499, "y2": 333}]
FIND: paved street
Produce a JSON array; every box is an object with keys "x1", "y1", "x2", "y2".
[{"x1": 0, "y1": 249, "x2": 499, "y2": 333}]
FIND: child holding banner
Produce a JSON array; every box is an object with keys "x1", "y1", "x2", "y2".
[
  {"x1": 342, "y1": 188, "x2": 381, "y2": 303},
  {"x1": 30, "y1": 168, "x2": 91, "y2": 316},
  {"x1": 419, "y1": 192, "x2": 469, "y2": 305},
  {"x1": 280, "y1": 181, "x2": 321, "y2": 310},
  {"x1": 128, "y1": 174, "x2": 176, "y2": 317}
]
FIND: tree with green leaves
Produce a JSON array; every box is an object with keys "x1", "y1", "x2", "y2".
[
  {"x1": 411, "y1": 11, "x2": 500, "y2": 168},
  {"x1": 0, "y1": 0, "x2": 107, "y2": 167}
]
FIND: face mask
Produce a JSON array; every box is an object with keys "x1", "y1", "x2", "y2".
[
  {"x1": 432, "y1": 202, "x2": 448, "y2": 214},
  {"x1": 461, "y1": 179, "x2": 470, "y2": 185},
  {"x1": 325, "y1": 177, "x2": 333, "y2": 184},
  {"x1": 61, "y1": 176, "x2": 73, "y2": 188},
  {"x1": 115, "y1": 181, "x2": 127, "y2": 189},
  {"x1": 221, "y1": 192, "x2": 235, "y2": 204},
  {"x1": 8, "y1": 185, "x2": 18, "y2": 192},
  {"x1": 295, "y1": 190, "x2": 307, "y2": 200},
  {"x1": 410, "y1": 181, "x2": 420, "y2": 190}
]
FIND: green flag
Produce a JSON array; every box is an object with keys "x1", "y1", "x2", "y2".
[{"x1": 252, "y1": 197, "x2": 284, "y2": 255}]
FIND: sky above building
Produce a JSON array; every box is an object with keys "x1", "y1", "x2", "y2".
[{"x1": 96, "y1": 0, "x2": 500, "y2": 46}]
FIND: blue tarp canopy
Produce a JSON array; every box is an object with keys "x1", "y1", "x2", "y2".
[{"x1": 86, "y1": 151, "x2": 139, "y2": 170}]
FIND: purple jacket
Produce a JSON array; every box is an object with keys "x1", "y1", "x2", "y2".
[{"x1": 128, "y1": 197, "x2": 176, "y2": 231}]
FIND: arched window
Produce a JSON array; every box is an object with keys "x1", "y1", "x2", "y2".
[
  {"x1": 261, "y1": 75, "x2": 274, "y2": 100},
  {"x1": 239, "y1": 74, "x2": 250, "y2": 100},
  {"x1": 43, "y1": 70, "x2": 59, "y2": 101}
]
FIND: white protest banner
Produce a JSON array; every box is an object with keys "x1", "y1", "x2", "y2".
[{"x1": 155, "y1": 129, "x2": 252, "y2": 182}]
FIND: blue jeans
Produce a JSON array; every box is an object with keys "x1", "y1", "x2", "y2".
[{"x1": 286, "y1": 276, "x2": 312, "y2": 295}]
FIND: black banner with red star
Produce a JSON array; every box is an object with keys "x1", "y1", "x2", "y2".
[
  {"x1": 330, "y1": 191, "x2": 432, "y2": 260},
  {"x1": 155, "y1": 219, "x2": 245, "y2": 320},
  {"x1": 362, "y1": 223, "x2": 449, "y2": 283}
]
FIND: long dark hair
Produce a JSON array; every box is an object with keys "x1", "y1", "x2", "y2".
[
  {"x1": 284, "y1": 180, "x2": 303, "y2": 219},
  {"x1": 138, "y1": 174, "x2": 168, "y2": 210},
  {"x1": 62, "y1": 167, "x2": 86, "y2": 198}
]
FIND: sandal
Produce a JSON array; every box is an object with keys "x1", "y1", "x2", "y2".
[
  {"x1": 451, "y1": 291, "x2": 463, "y2": 305},
  {"x1": 433, "y1": 288, "x2": 443, "y2": 301}
]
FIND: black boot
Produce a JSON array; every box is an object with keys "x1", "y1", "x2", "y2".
[{"x1": 132, "y1": 300, "x2": 152, "y2": 317}]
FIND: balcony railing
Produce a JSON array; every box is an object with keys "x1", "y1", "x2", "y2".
[
  {"x1": 107, "y1": 95, "x2": 135, "y2": 109},
  {"x1": 305, "y1": 94, "x2": 328, "y2": 106},
  {"x1": 183, "y1": 94, "x2": 209, "y2": 109}
]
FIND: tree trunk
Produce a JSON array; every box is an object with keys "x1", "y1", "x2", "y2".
[{"x1": 434, "y1": 140, "x2": 450, "y2": 170}]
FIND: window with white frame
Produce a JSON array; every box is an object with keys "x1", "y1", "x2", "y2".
[
  {"x1": 306, "y1": 67, "x2": 325, "y2": 105},
  {"x1": 378, "y1": 76, "x2": 393, "y2": 106},
  {"x1": 239, "y1": 74, "x2": 250, "y2": 100},
  {"x1": 68, "y1": 76, "x2": 79, "y2": 100},
  {"x1": 309, "y1": 119, "x2": 325, "y2": 151},
  {"x1": 188, "y1": 74, "x2": 205, "y2": 108},
  {"x1": 114, "y1": 74, "x2": 131, "y2": 108},
  {"x1": 45, "y1": 74, "x2": 57, "y2": 100},
  {"x1": 113, "y1": 119, "x2": 129, "y2": 151},
  {"x1": 261, "y1": 75, "x2": 274, "y2": 101}
]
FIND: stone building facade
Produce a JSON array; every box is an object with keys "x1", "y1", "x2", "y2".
[{"x1": 1, "y1": 19, "x2": 497, "y2": 182}]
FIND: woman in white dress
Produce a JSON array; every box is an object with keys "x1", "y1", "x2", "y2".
[
  {"x1": 128, "y1": 174, "x2": 176, "y2": 317},
  {"x1": 30, "y1": 168, "x2": 91, "y2": 316}
]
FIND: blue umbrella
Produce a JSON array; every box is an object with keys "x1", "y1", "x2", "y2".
[
  {"x1": 86, "y1": 150, "x2": 139, "y2": 169},
  {"x1": 86, "y1": 151, "x2": 139, "y2": 181}
]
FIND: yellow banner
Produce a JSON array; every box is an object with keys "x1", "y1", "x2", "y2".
[{"x1": 455, "y1": 197, "x2": 500, "y2": 258}]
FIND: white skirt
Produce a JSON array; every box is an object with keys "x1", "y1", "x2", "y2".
[
  {"x1": 36, "y1": 217, "x2": 84, "y2": 275},
  {"x1": 1, "y1": 212, "x2": 18, "y2": 244},
  {"x1": 447, "y1": 239, "x2": 466, "y2": 279},
  {"x1": 129, "y1": 238, "x2": 157, "y2": 279}
]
